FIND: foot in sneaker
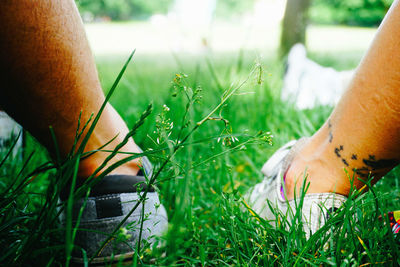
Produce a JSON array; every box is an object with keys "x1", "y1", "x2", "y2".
[
  {"x1": 245, "y1": 139, "x2": 347, "y2": 235},
  {"x1": 60, "y1": 155, "x2": 168, "y2": 264}
]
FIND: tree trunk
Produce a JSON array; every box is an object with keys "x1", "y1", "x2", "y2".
[{"x1": 279, "y1": 0, "x2": 311, "y2": 58}]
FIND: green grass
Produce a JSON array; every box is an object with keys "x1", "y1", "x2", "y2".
[{"x1": 1, "y1": 49, "x2": 400, "y2": 266}]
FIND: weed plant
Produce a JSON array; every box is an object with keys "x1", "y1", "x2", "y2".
[{"x1": 0, "y1": 50, "x2": 399, "y2": 266}]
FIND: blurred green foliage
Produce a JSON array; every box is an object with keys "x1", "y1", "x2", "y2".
[
  {"x1": 76, "y1": 0, "x2": 174, "y2": 20},
  {"x1": 310, "y1": 0, "x2": 394, "y2": 26},
  {"x1": 215, "y1": 0, "x2": 255, "y2": 18},
  {"x1": 76, "y1": 0, "x2": 254, "y2": 21},
  {"x1": 77, "y1": 0, "x2": 394, "y2": 26}
]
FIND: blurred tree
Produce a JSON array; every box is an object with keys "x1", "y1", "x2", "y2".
[{"x1": 279, "y1": 0, "x2": 311, "y2": 58}]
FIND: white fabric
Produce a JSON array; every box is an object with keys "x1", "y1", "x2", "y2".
[{"x1": 282, "y1": 44, "x2": 354, "y2": 109}]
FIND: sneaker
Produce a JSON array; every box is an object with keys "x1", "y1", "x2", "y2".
[
  {"x1": 245, "y1": 139, "x2": 347, "y2": 236},
  {"x1": 60, "y1": 155, "x2": 168, "y2": 265}
]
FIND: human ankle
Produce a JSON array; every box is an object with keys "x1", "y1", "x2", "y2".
[
  {"x1": 77, "y1": 152, "x2": 141, "y2": 179},
  {"x1": 284, "y1": 136, "x2": 351, "y2": 199}
]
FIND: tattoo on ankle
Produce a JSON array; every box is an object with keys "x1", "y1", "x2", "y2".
[
  {"x1": 335, "y1": 145, "x2": 351, "y2": 167},
  {"x1": 352, "y1": 155, "x2": 397, "y2": 178},
  {"x1": 328, "y1": 142, "x2": 399, "y2": 178},
  {"x1": 333, "y1": 145, "x2": 396, "y2": 177},
  {"x1": 363, "y1": 156, "x2": 396, "y2": 170}
]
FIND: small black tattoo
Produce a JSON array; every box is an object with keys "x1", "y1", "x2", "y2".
[
  {"x1": 342, "y1": 159, "x2": 349, "y2": 166},
  {"x1": 363, "y1": 157, "x2": 397, "y2": 170},
  {"x1": 353, "y1": 167, "x2": 370, "y2": 178},
  {"x1": 352, "y1": 155, "x2": 397, "y2": 178},
  {"x1": 334, "y1": 147, "x2": 341, "y2": 157},
  {"x1": 351, "y1": 154, "x2": 357, "y2": 160},
  {"x1": 334, "y1": 145, "x2": 344, "y2": 158},
  {"x1": 327, "y1": 120, "x2": 333, "y2": 142}
]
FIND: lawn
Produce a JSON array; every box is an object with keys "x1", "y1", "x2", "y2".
[{"x1": 1, "y1": 23, "x2": 399, "y2": 266}]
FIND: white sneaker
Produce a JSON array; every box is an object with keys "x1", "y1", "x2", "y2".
[{"x1": 246, "y1": 139, "x2": 347, "y2": 236}]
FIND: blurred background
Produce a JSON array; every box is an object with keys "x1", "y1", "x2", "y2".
[
  {"x1": 76, "y1": 0, "x2": 392, "y2": 57},
  {"x1": 73, "y1": 0, "x2": 393, "y2": 114}
]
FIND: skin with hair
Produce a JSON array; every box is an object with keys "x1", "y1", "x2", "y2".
[
  {"x1": 0, "y1": 0, "x2": 141, "y2": 178},
  {"x1": 285, "y1": 0, "x2": 400, "y2": 199}
]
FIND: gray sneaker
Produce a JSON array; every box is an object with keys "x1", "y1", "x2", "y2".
[
  {"x1": 245, "y1": 139, "x2": 347, "y2": 236},
  {"x1": 60, "y1": 156, "x2": 168, "y2": 264}
]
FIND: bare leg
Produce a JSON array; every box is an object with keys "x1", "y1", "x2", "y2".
[
  {"x1": 285, "y1": 1, "x2": 400, "y2": 198},
  {"x1": 0, "y1": 0, "x2": 140, "y2": 178}
]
